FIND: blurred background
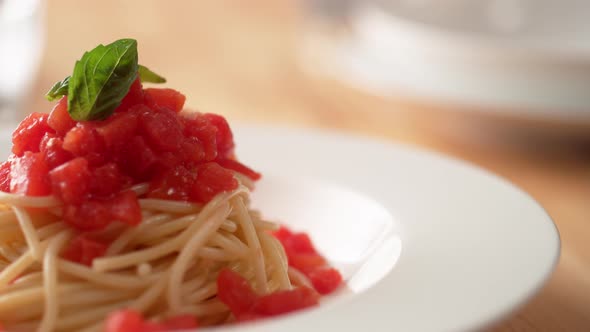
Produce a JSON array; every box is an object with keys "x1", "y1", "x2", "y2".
[{"x1": 1, "y1": 0, "x2": 589, "y2": 330}]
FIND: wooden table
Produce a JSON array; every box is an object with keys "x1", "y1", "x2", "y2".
[{"x1": 27, "y1": 1, "x2": 590, "y2": 330}]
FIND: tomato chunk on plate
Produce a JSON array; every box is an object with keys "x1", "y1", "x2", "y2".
[
  {"x1": 12, "y1": 112, "x2": 53, "y2": 156},
  {"x1": 139, "y1": 107, "x2": 184, "y2": 152},
  {"x1": 88, "y1": 163, "x2": 128, "y2": 198},
  {"x1": 272, "y1": 226, "x2": 343, "y2": 295},
  {"x1": 104, "y1": 310, "x2": 143, "y2": 332},
  {"x1": 40, "y1": 133, "x2": 73, "y2": 169},
  {"x1": 144, "y1": 88, "x2": 186, "y2": 113},
  {"x1": 10, "y1": 152, "x2": 51, "y2": 196},
  {"x1": 61, "y1": 234, "x2": 108, "y2": 266},
  {"x1": 47, "y1": 96, "x2": 76, "y2": 135},
  {"x1": 62, "y1": 190, "x2": 140, "y2": 231},
  {"x1": 114, "y1": 135, "x2": 157, "y2": 179},
  {"x1": 161, "y1": 315, "x2": 199, "y2": 330},
  {"x1": 0, "y1": 161, "x2": 11, "y2": 193},
  {"x1": 182, "y1": 115, "x2": 218, "y2": 161},
  {"x1": 308, "y1": 267, "x2": 343, "y2": 295},
  {"x1": 217, "y1": 269, "x2": 320, "y2": 320},
  {"x1": 109, "y1": 190, "x2": 142, "y2": 226},
  {"x1": 217, "y1": 269, "x2": 258, "y2": 316},
  {"x1": 49, "y1": 157, "x2": 90, "y2": 204},
  {"x1": 217, "y1": 158, "x2": 261, "y2": 181},
  {"x1": 252, "y1": 287, "x2": 319, "y2": 316},
  {"x1": 203, "y1": 113, "x2": 234, "y2": 158},
  {"x1": 104, "y1": 310, "x2": 198, "y2": 332},
  {"x1": 148, "y1": 165, "x2": 195, "y2": 201},
  {"x1": 63, "y1": 124, "x2": 106, "y2": 166},
  {"x1": 190, "y1": 162, "x2": 237, "y2": 203},
  {"x1": 95, "y1": 111, "x2": 139, "y2": 150}
]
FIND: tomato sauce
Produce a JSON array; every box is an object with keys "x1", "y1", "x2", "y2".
[{"x1": 0, "y1": 78, "x2": 259, "y2": 232}]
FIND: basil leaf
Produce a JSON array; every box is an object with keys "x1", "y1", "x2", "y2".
[
  {"x1": 45, "y1": 64, "x2": 161, "y2": 102},
  {"x1": 138, "y1": 64, "x2": 166, "y2": 83},
  {"x1": 45, "y1": 76, "x2": 70, "y2": 101},
  {"x1": 68, "y1": 39, "x2": 139, "y2": 121}
]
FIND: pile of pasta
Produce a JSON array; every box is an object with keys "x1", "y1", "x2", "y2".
[{"x1": 0, "y1": 179, "x2": 304, "y2": 332}]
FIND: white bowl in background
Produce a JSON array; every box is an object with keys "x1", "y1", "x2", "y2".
[{"x1": 304, "y1": 0, "x2": 590, "y2": 127}]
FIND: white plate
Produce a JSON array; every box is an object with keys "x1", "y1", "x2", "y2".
[
  {"x1": 229, "y1": 125, "x2": 559, "y2": 332},
  {"x1": 0, "y1": 125, "x2": 560, "y2": 331},
  {"x1": 304, "y1": 0, "x2": 590, "y2": 122}
]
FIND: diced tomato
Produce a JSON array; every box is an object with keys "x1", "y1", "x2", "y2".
[
  {"x1": 275, "y1": 228, "x2": 324, "y2": 273},
  {"x1": 61, "y1": 234, "x2": 108, "y2": 266},
  {"x1": 272, "y1": 226, "x2": 343, "y2": 294},
  {"x1": 217, "y1": 158, "x2": 261, "y2": 181},
  {"x1": 116, "y1": 136, "x2": 157, "y2": 179},
  {"x1": 104, "y1": 310, "x2": 197, "y2": 332},
  {"x1": 88, "y1": 163, "x2": 128, "y2": 197},
  {"x1": 0, "y1": 161, "x2": 11, "y2": 192},
  {"x1": 203, "y1": 113, "x2": 234, "y2": 158},
  {"x1": 95, "y1": 111, "x2": 139, "y2": 150},
  {"x1": 140, "y1": 323, "x2": 166, "y2": 332},
  {"x1": 105, "y1": 310, "x2": 143, "y2": 332},
  {"x1": 217, "y1": 269, "x2": 258, "y2": 316},
  {"x1": 148, "y1": 165, "x2": 195, "y2": 201},
  {"x1": 217, "y1": 269, "x2": 320, "y2": 320},
  {"x1": 10, "y1": 152, "x2": 51, "y2": 196},
  {"x1": 252, "y1": 287, "x2": 319, "y2": 316},
  {"x1": 109, "y1": 190, "x2": 141, "y2": 226},
  {"x1": 47, "y1": 97, "x2": 76, "y2": 135},
  {"x1": 49, "y1": 157, "x2": 90, "y2": 204},
  {"x1": 275, "y1": 228, "x2": 330, "y2": 271},
  {"x1": 144, "y1": 88, "x2": 186, "y2": 113},
  {"x1": 63, "y1": 124, "x2": 105, "y2": 166},
  {"x1": 272, "y1": 226, "x2": 293, "y2": 243},
  {"x1": 64, "y1": 190, "x2": 140, "y2": 231},
  {"x1": 182, "y1": 115, "x2": 218, "y2": 161},
  {"x1": 139, "y1": 107, "x2": 184, "y2": 152},
  {"x1": 234, "y1": 312, "x2": 264, "y2": 322},
  {"x1": 154, "y1": 153, "x2": 178, "y2": 173},
  {"x1": 288, "y1": 233, "x2": 317, "y2": 254},
  {"x1": 162, "y1": 315, "x2": 199, "y2": 330},
  {"x1": 12, "y1": 112, "x2": 53, "y2": 156},
  {"x1": 308, "y1": 268, "x2": 343, "y2": 295},
  {"x1": 116, "y1": 77, "x2": 144, "y2": 112},
  {"x1": 190, "y1": 162, "x2": 238, "y2": 203},
  {"x1": 178, "y1": 137, "x2": 205, "y2": 166},
  {"x1": 63, "y1": 199, "x2": 111, "y2": 231},
  {"x1": 39, "y1": 133, "x2": 73, "y2": 169},
  {"x1": 288, "y1": 253, "x2": 326, "y2": 273}
]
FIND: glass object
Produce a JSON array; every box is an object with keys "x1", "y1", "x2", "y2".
[{"x1": 0, "y1": 0, "x2": 44, "y2": 126}]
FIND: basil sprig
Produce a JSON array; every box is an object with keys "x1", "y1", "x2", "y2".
[
  {"x1": 46, "y1": 76, "x2": 70, "y2": 101},
  {"x1": 44, "y1": 38, "x2": 166, "y2": 121},
  {"x1": 138, "y1": 65, "x2": 166, "y2": 83},
  {"x1": 67, "y1": 39, "x2": 138, "y2": 121}
]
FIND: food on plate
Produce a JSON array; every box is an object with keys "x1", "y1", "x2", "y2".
[{"x1": 0, "y1": 39, "x2": 341, "y2": 332}]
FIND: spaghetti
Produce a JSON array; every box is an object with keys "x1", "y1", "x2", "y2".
[{"x1": 0, "y1": 182, "x2": 331, "y2": 331}]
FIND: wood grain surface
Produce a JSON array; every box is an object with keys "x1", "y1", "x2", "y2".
[{"x1": 25, "y1": 1, "x2": 590, "y2": 331}]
